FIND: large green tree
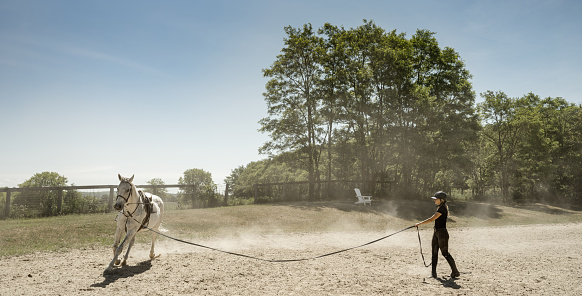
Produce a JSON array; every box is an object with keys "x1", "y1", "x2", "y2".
[
  {"x1": 146, "y1": 178, "x2": 170, "y2": 200},
  {"x1": 512, "y1": 95, "x2": 582, "y2": 201},
  {"x1": 412, "y1": 30, "x2": 479, "y2": 194},
  {"x1": 318, "y1": 23, "x2": 350, "y2": 196},
  {"x1": 16, "y1": 171, "x2": 68, "y2": 216},
  {"x1": 478, "y1": 91, "x2": 528, "y2": 201},
  {"x1": 260, "y1": 24, "x2": 325, "y2": 200},
  {"x1": 178, "y1": 168, "x2": 217, "y2": 208},
  {"x1": 477, "y1": 92, "x2": 582, "y2": 202},
  {"x1": 19, "y1": 172, "x2": 68, "y2": 188}
]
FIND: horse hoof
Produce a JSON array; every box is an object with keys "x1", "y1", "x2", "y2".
[{"x1": 115, "y1": 259, "x2": 121, "y2": 265}]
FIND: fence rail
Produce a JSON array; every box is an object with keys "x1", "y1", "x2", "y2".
[
  {"x1": 0, "y1": 185, "x2": 196, "y2": 219},
  {"x1": 1, "y1": 180, "x2": 393, "y2": 219},
  {"x1": 248, "y1": 180, "x2": 393, "y2": 202}
]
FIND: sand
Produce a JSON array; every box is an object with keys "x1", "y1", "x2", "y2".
[{"x1": 1, "y1": 223, "x2": 580, "y2": 295}]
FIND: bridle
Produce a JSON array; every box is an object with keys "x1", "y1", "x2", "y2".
[
  {"x1": 116, "y1": 181, "x2": 142, "y2": 218},
  {"x1": 116, "y1": 180, "x2": 153, "y2": 232},
  {"x1": 116, "y1": 191, "x2": 131, "y2": 203}
]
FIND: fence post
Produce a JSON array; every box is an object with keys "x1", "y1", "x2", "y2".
[
  {"x1": 4, "y1": 189, "x2": 10, "y2": 219},
  {"x1": 224, "y1": 184, "x2": 229, "y2": 206},
  {"x1": 56, "y1": 188, "x2": 63, "y2": 214},
  {"x1": 109, "y1": 187, "x2": 114, "y2": 211}
]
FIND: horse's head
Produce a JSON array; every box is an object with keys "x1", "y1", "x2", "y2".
[{"x1": 115, "y1": 174, "x2": 135, "y2": 211}]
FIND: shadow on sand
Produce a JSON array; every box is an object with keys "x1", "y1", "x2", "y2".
[
  {"x1": 91, "y1": 260, "x2": 152, "y2": 288},
  {"x1": 436, "y1": 276, "x2": 462, "y2": 289},
  {"x1": 422, "y1": 275, "x2": 462, "y2": 290}
]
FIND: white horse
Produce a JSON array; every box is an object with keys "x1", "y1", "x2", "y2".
[{"x1": 104, "y1": 174, "x2": 164, "y2": 274}]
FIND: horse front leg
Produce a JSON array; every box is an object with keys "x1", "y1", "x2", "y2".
[
  {"x1": 121, "y1": 233, "x2": 137, "y2": 266},
  {"x1": 105, "y1": 229, "x2": 136, "y2": 274},
  {"x1": 105, "y1": 237, "x2": 127, "y2": 274},
  {"x1": 112, "y1": 225, "x2": 124, "y2": 265},
  {"x1": 104, "y1": 229, "x2": 125, "y2": 274}
]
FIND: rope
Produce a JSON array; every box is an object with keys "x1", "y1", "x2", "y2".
[
  {"x1": 416, "y1": 226, "x2": 432, "y2": 267},
  {"x1": 133, "y1": 216, "x2": 415, "y2": 263}
]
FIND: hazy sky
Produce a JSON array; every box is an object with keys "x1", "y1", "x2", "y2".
[{"x1": 1, "y1": 0, "x2": 580, "y2": 188}]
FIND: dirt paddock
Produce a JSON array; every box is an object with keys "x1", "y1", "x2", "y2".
[{"x1": 1, "y1": 223, "x2": 581, "y2": 295}]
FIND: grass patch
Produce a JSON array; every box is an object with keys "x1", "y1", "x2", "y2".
[
  {"x1": 1, "y1": 200, "x2": 581, "y2": 257},
  {"x1": 0, "y1": 213, "x2": 114, "y2": 256}
]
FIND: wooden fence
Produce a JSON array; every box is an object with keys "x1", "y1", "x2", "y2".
[
  {"x1": 1, "y1": 180, "x2": 392, "y2": 218},
  {"x1": 0, "y1": 184, "x2": 196, "y2": 219},
  {"x1": 250, "y1": 180, "x2": 393, "y2": 201}
]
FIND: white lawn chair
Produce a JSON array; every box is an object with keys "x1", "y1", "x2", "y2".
[{"x1": 354, "y1": 188, "x2": 372, "y2": 206}]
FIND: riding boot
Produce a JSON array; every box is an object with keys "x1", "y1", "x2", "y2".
[
  {"x1": 431, "y1": 254, "x2": 438, "y2": 277},
  {"x1": 445, "y1": 255, "x2": 460, "y2": 278}
]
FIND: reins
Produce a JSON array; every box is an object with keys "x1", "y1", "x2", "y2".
[
  {"x1": 416, "y1": 226, "x2": 432, "y2": 267},
  {"x1": 128, "y1": 215, "x2": 424, "y2": 263},
  {"x1": 114, "y1": 180, "x2": 430, "y2": 265}
]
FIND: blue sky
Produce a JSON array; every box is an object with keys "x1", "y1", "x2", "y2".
[{"x1": 1, "y1": 0, "x2": 580, "y2": 188}]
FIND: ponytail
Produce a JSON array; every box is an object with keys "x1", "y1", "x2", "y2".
[{"x1": 438, "y1": 200, "x2": 450, "y2": 218}]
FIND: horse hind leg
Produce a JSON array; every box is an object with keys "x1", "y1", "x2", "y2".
[
  {"x1": 149, "y1": 212, "x2": 163, "y2": 260},
  {"x1": 149, "y1": 230, "x2": 160, "y2": 259}
]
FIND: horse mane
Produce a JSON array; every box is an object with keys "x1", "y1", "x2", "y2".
[{"x1": 121, "y1": 177, "x2": 133, "y2": 184}]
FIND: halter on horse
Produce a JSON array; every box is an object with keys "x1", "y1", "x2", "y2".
[{"x1": 104, "y1": 174, "x2": 164, "y2": 274}]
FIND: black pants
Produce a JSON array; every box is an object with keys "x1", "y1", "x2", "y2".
[
  {"x1": 432, "y1": 228, "x2": 451, "y2": 258},
  {"x1": 431, "y1": 228, "x2": 459, "y2": 275}
]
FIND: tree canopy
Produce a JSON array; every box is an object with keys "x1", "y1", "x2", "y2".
[
  {"x1": 11, "y1": 171, "x2": 106, "y2": 217},
  {"x1": 258, "y1": 20, "x2": 480, "y2": 200},
  {"x1": 241, "y1": 20, "x2": 582, "y2": 204},
  {"x1": 178, "y1": 168, "x2": 219, "y2": 208}
]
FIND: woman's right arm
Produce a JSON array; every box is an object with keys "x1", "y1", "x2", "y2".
[{"x1": 415, "y1": 211, "x2": 442, "y2": 227}]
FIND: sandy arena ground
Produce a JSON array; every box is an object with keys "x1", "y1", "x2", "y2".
[{"x1": 1, "y1": 223, "x2": 581, "y2": 295}]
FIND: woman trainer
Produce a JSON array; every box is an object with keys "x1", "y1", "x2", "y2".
[{"x1": 415, "y1": 191, "x2": 460, "y2": 278}]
